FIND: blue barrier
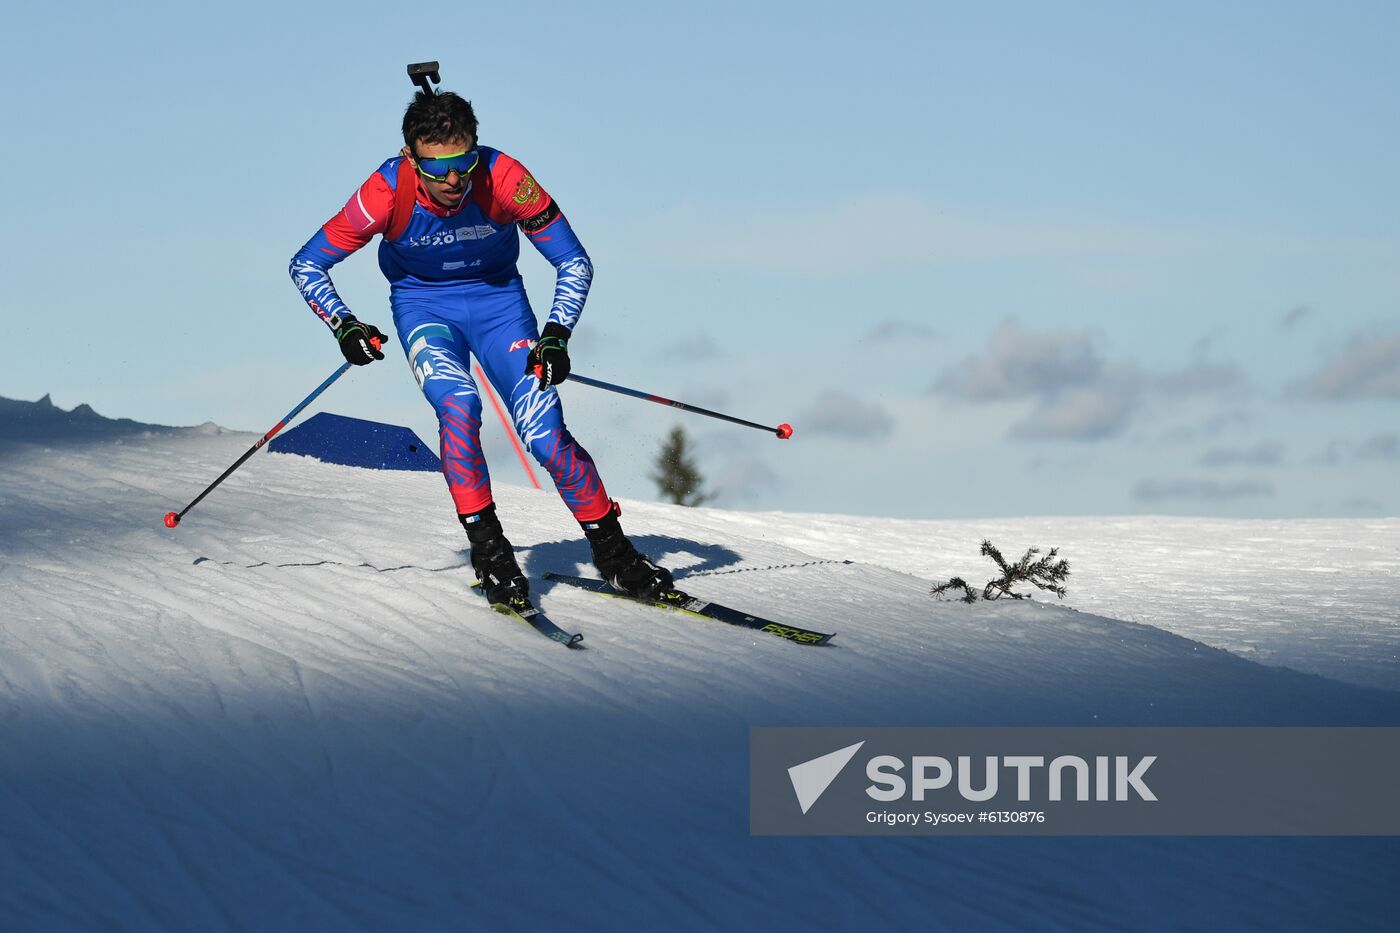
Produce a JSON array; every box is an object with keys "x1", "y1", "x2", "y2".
[{"x1": 268, "y1": 412, "x2": 440, "y2": 472}]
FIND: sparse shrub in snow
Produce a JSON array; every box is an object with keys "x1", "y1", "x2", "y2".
[
  {"x1": 932, "y1": 539, "x2": 1070, "y2": 602},
  {"x1": 651, "y1": 424, "x2": 715, "y2": 507},
  {"x1": 930, "y1": 575, "x2": 979, "y2": 603}
]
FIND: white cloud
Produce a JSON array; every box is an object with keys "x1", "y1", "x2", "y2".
[
  {"x1": 620, "y1": 196, "x2": 1400, "y2": 278},
  {"x1": 1199, "y1": 441, "x2": 1284, "y2": 467},
  {"x1": 1157, "y1": 409, "x2": 1257, "y2": 445},
  {"x1": 1340, "y1": 496, "x2": 1384, "y2": 512},
  {"x1": 1280, "y1": 306, "x2": 1311, "y2": 330},
  {"x1": 1012, "y1": 385, "x2": 1138, "y2": 441},
  {"x1": 932, "y1": 323, "x2": 1246, "y2": 442},
  {"x1": 660, "y1": 333, "x2": 723, "y2": 361},
  {"x1": 1296, "y1": 331, "x2": 1400, "y2": 400},
  {"x1": 933, "y1": 322, "x2": 1102, "y2": 402},
  {"x1": 798, "y1": 391, "x2": 895, "y2": 441},
  {"x1": 1356, "y1": 433, "x2": 1399, "y2": 461},
  {"x1": 1133, "y1": 478, "x2": 1275, "y2": 501},
  {"x1": 864, "y1": 320, "x2": 940, "y2": 342},
  {"x1": 711, "y1": 457, "x2": 780, "y2": 504},
  {"x1": 1153, "y1": 360, "x2": 1246, "y2": 396}
]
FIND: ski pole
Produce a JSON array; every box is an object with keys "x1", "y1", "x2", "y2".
[
  {"x1": 162, "y1": 344, "x2": 376, "y2": 528},
  {"x1": 565, "y1": 372, "x2": 793, "y2": 439}
]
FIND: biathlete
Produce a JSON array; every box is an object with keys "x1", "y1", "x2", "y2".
[{"x1": 289, "y1": 89, "x2": 672, "y2": 605}]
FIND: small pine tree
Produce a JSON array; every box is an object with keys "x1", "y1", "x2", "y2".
[
  {"x1": 651, "y1": 425, "x2": 715, "y2": 507},
  {"x1": 978, "y1": 540, "x2": 1069, "y2": 600},
  {"x1": 930, "y1": 539, "x2": 1071, "y2": 602},
  {"x1": 930, "y1": 576, "x2": 978, "y2": 604}
]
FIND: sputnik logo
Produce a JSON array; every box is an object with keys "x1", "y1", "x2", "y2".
[{"x1": 788, "y1": 741, "x2": 865, "y2": 814}]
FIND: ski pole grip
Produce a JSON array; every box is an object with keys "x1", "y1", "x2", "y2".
[{"x1": 371, "y1": 336, "x2": 382, "y2": 351}]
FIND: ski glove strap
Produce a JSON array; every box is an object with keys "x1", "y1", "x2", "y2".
[
  {"x1": 334, "y1": 315, "x2": 386, "y2": 365},
  {"x1": 526, "y1": 322, "x2": 572, "y2": 389}
]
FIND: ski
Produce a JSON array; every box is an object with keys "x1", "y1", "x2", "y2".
[
  {"x1": 471, "y1": 583, "x2": 584, "y2": 648},
  {"x1": 542, "y1": 572, "x2": 835, "y2": 646}
]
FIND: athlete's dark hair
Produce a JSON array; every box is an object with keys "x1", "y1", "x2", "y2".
[{"x1": 402, "y1": 91, "x2": 479, "y2": 151}]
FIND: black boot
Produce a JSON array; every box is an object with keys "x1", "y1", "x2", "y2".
[
  {"x1": 461, "y1": 504, "x2": 528, "y2": 605},
  {"x1": 581, "y1": 506, "x2": 673, "y2": 599}
]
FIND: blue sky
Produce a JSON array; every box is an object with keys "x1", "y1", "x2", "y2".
[{"x1": 2, "y1": 0, "x2": 1397, "y2": 519}]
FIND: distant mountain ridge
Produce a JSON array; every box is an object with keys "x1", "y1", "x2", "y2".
[{"x1": 0, "y1": 393, "x2": 232, "y2": 446}]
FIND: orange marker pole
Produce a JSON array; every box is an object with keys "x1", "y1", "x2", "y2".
[{"x1": 474, "y1": 364, "x2": 542, "y2": 490}]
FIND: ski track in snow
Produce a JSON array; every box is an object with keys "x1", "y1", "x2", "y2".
[
  {"x1": 2, "y1": 432, "x2": 1398, "y2": 931},
  {"x1": 693, "y1": 509, "x2": 1400, "y2": 692}
]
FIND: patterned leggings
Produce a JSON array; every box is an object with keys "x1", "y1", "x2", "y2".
[{"x1": 391, "y1": 276, "x2": 610, "y2": 521}]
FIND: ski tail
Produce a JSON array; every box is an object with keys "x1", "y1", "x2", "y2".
[{"x1": 472, "y1": 583, "x2": 584, "y2": 648}]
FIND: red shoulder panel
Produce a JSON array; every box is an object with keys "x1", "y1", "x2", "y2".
[{"x1": 323, "y1": 171, "x2": 394, "y2": 252}]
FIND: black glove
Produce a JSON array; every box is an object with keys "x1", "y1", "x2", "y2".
[
  {"x1": 334, "y1": 315, "x2": 386, "y2": 366},
  {"x1": 525, "y1": 322, "x2": 571, "y2": 389}
]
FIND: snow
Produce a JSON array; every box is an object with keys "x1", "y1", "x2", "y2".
[
  {"x1": 1, "y1": 399, "x2": 1398, "y2": 930},
  {"x1": 697, "y1": 511, "x2": 1400, "y2": 692}
]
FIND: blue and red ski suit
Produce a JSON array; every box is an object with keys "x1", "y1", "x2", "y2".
[{"x1": 289, "y1": 147, "x2": 611, "y2": 521}]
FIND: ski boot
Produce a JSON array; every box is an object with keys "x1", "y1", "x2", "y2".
[
  {"x1": 461, "y1": 504, "x2": 529, "y2": 606},
  {"x1": 581, "y1": 503, "x2": 674, "y2": 599}
]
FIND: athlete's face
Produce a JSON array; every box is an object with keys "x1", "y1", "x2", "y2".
[{"x1": 405, "y1": 135, "x2": 476, "y2": 208}]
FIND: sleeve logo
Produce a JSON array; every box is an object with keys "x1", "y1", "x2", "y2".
[{"x1": 512, "y1": 174, "x2": 542, "y2": 208}]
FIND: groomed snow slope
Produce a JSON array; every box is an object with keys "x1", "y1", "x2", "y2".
[{"x1": 2, "y1": 424, "x2": 1398, "y2": 931}]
